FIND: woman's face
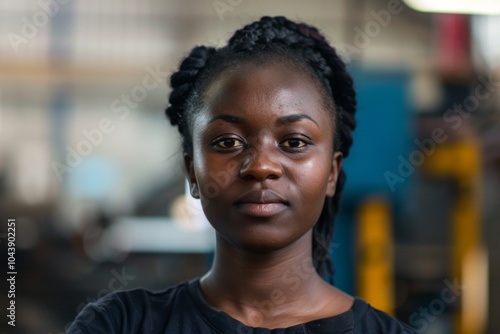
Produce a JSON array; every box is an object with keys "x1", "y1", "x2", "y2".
[{"x1": 185, "y1": 61, "x2": 342, "y2": 253}]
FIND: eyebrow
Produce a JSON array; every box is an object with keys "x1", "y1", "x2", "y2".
[
  {"x1": 208, "y1": 113, "x2": 319, "y2": 128},
  {"x1": 275, "y1": 114, "x2": 319, "y2": 128},
  {"x1": 208, "y1": 114, "x2": 245, "y2": 124}
]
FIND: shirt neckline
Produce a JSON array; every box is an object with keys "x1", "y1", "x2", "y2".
[{"x1": 186, "y1": 278, "x2": 364, "y2": 334}]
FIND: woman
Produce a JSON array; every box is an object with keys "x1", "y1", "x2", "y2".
[{"x1": 69, "y1": 16, "x2": 417, "y2": 333}]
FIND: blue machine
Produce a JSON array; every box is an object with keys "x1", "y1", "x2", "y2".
[{"x1": 331, "y1": 67, "x2": 413, "y2": 294}]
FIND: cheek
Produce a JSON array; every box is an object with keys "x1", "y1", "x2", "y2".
[
  {"x1": 192, "y1": 146, "x2": 212, "y2": 196},
  {"x1": 193, "y1": 156, "x2": 215, "y2": 199},
  {"x1": 293, "y1": 156, "x2": 331, "y2": 197},
  {"x1": 289, "y1": 157, "x2": 331, "y2": 229},
  {"x1": 193, "y1": 150, "x2": 239, "y2": 199}
]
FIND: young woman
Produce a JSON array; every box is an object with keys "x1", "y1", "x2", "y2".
[{"x1": 69, "y1": 16, "x2": 417, "y2": 333}]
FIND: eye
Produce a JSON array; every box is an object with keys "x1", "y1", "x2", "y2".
[
  {"x1": 281, "y1": 138, "x2": 308, "y2": 148},
  {"x1": 214, "y1": 137, "x2": 245, "y2": 149}
]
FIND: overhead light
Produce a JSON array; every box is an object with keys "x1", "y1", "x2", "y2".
[{"x1": 403, "y1": 0, "x2": 500, "y2": 15}]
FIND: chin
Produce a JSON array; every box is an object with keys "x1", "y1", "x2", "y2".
[
  {"x1": 224, "y1": 227, "x2": 303, "y2": 254},
  {"x1": 236, "y1": 240, "x2": 289, "y2": 254}
]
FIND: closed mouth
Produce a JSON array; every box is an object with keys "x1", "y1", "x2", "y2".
[
  {"x1": 234, "y1": 189, "x2": 289, "y2": 205},
  {"x1": 235, "y1": 202, "x2": 288, "y2": 217},
  {"x1": 234, "y1": 190, "x2": 289, "y2": 217}
]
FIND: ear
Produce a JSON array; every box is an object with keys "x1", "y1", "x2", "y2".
[
  {"x1": 183, "y1": 153, "x2": 200, "y2": 199},
  {"x1": 326, "y1": 151, "x2": 343, "y2": 197}
]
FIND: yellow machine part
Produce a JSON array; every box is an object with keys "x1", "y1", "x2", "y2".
[
  {"x1": 357, "y1": 196, "x2": 395, "y2": 316},
  {"x1": 421, "y1": 139, "x2": 487, "y2": 334}
]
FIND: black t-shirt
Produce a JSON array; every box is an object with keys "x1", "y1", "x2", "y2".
[{"x1": 68, "y1": 278, "x2": 417, "y2": 333}]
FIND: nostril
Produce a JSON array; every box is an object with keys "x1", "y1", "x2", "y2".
[{"x1": 238, "y1": 149, "x2": 283, "y2": 180}]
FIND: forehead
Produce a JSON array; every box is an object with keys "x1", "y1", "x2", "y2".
[{"x1": 201, "y1": 61, "x2": 333, "y2": 122}]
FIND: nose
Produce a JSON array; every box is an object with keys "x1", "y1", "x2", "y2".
[{"x1": 239, "y1": 146, "x2": 283, "y2": 180}]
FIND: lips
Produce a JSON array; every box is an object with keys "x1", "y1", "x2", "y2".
[{"x1": 234, "y1": 190, "x2": 289, "y2": 217}]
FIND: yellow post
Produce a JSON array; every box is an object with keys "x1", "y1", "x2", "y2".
[
  {"x1": 421, "y1": 138, "x2": 486, "y2": 334},
  {"x1": 357, "y1": 196, "x2": 395, "y2": 315}
]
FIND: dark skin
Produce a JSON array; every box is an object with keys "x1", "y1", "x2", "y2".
[{"x1": 184, "y1": 61, "x2": 354, "y2": 329}]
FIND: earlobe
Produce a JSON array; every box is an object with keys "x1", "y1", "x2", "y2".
[
  {"x1": 326, "y1": 151, "x2": 343, "y2": 197},
  {"x1": 183, "y1": 153, "x2": 200, "y2": 199},
  {"x1": 190, "y1": 184, "x2": 200, "y2": 199}
]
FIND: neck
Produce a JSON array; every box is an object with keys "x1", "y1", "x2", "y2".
[{"x1": 199, "y1": 230, "x2": 332, "y2": 325}]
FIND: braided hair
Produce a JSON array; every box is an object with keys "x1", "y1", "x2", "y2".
[{"x1": 165, "y1": 16, "x2": 356, "y2": 281}]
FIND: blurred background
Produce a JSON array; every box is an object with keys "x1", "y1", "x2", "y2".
[{"x1": 0, "y1": 0, "x2": 499, "y2": 333}]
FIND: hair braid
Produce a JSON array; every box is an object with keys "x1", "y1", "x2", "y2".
[
  {"x1": 298, "y1": 25, "x2": 356, "y2": 280},
  {"x1": 166, "y1": 45, "x2": 216, "y2": 153}
]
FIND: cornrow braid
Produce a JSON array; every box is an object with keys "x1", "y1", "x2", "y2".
[
  {"x1": 166, "y1": 45, "x2": 216, "y2": 154},
  {"x1": 165, "y1": 16, "x2": 356, "y2": 282}
]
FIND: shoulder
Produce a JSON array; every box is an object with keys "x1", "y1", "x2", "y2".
[
  {"x1": 351, "y1": 298, "x2": 418, "y2": 334},
  {"x1": 67, "y1": 280, "x2": 191, "y2": 334}
]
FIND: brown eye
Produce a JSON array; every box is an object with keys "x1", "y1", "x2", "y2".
[
  {"x1": 216, "y1": 138, "x2": 244, "y2": 148},
  {"x1": 281, "y1": 138, "x2": 307, "y2": 148}
]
